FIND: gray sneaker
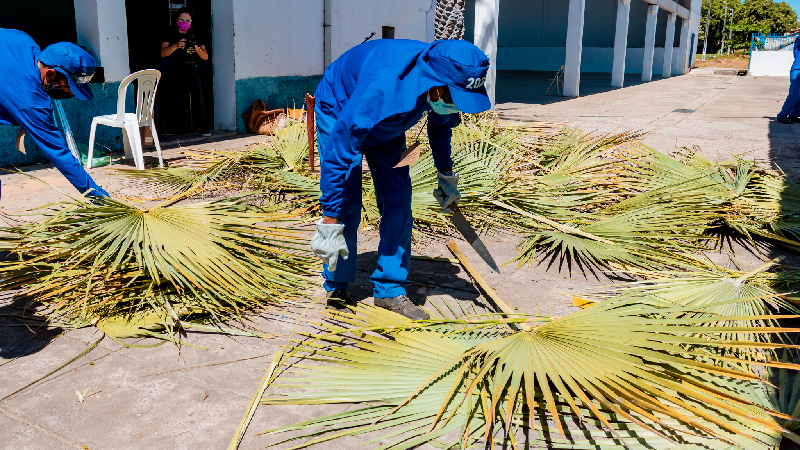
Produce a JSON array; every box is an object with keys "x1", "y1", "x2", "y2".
[
  {"x1": 326, "y1": 289, "x2": 356, "y2": 310},
  {"x1": 374, "y1": 295, "x2": 430, "y2": 320}
]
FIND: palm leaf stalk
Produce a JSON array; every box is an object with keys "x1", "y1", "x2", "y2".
[{"x1": 260, "y1": 296, "x2": 800, "y2": 450}]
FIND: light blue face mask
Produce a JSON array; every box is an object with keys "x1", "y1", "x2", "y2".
[{"x1": 427, "y1": 94, "x2": 460, "y2": 115}]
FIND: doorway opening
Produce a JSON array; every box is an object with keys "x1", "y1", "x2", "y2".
[{"x1": 125, "y1": 0, "x2": 214, "y2": 135}]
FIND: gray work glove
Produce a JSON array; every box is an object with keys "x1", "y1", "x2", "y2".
[
  {"x1": 432, "y1": 171, "x2": 461, "y2": 214},
  {"x1": 310, "y1": 219, "x2": 349, "y2": 271}
]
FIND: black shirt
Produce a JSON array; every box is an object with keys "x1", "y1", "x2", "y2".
[{"x1": 162, "y1": 29, "x2": 203, "y2": 67}]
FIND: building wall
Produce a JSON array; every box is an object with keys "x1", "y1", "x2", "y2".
[
  {"x1": 228, "y1": 0, "x2": 324, "y2": 132},
  {"x1": 329, "y1": 0, "x2": 430, "y2": 61},
  {"x1": 226, "y1": 0, "x2": 430, "y2": 133},
  {"x1": 749, "y1": 51, "x2": 794, "y2": 77},
  {"x1": 500, "y1": 46, "x2": 685, "y2": 74},
  {"x1": 493, "y1": 0, "x2": 694, "y2": 74}
]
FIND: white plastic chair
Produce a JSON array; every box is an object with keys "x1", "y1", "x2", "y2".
[{"x1": 87, "y1": 69, "x2": 162, "y2": 170}]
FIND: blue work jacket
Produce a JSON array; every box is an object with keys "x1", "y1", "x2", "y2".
[
  {"x1": 314, "y1": 39, "x2": 461, "y2": 218},
  {"x1": 0, "y1": 29, "x2": 108, "y2": 197}
]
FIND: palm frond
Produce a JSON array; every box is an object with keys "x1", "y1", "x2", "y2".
[
  {"x1": 0, "y1": 193, "x2": 316, "y2": 321},
  {"x1": 261, "y1": 297, "x2": 800, "y2": 449}
]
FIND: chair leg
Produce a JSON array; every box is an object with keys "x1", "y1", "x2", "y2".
[
  {"x1": 121, "y1": 126, "x2": 133, "y2": 160},
  {"x1": 87, "y1": 120, "x2": 98, "y2": 169},
  {"x1": 150, "y1": 123, "x2": 163, "y2": 168},
  {"x1": 127, "y1": 123, "x2": 145, "y2": 170}
]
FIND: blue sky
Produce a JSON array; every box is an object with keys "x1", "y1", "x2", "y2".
[{"x1": 787, "y1": 0, "x2": 800, "y2": 15}]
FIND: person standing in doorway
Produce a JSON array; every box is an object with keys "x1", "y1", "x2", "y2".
[
  {"x1": 0, "y1": 29, "x2": 108, "y2": 197},
  {"x1": 777, "y1": 34, "x2": 800, "y2": 124},
  {"x1": 159, "y1": 7, "x2": 210, "y2": 135}
]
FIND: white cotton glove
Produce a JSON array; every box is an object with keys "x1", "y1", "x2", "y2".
[
  {"x1": 310, "y1": 219, "x2": 349, "y2": 271},
  {"x1": 432, "y1": 171, "x2": 461, "y2": 214}
]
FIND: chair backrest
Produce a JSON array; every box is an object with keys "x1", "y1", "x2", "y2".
[{"x1": 115, "y1": 69, "x2": 161, "y2": 125}]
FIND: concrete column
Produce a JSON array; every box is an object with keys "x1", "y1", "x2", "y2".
[
  {"x1": 73, "y1": 0, "x2": 130, "y2": 82},
  {"x1": 611, "y1": 0, "x2": 631, "y2": 87},
  {"x1": 211, "y1": 0, "x2": 236, "y2": 131},
  {"x1": 563, "y1": 0, "x2": 586, "y2": 97},
  {"x1": 474, "y1": 0, "x2": 500, "y2": 106},
  {"x1": 324, "y1": 0, "x2": 333, "y2": 65},
  {"x1": 661, "y1": 13, "x2": 676, "y2": 78},
  {"x1": 642, "y1": 4, "x2": 659, "y2": 82},
  {"x1": 677, "y1": 17, "x2": 690, "y2": 74}
]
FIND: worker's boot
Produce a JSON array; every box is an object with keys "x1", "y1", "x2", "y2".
[
  {"x1": 374, "y1": 295, "x2": 430, "y2": 320},
  {"x1": 326, "y1": 289, "x2": 356, "y2": 310}
]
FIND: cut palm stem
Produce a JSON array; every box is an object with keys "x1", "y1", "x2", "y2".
[
  {"x1": 491, "y1": 199, "x2": 614, "y2": 245},
  {"x1": 446, "y1": 239, "x2": 530, "y2": 331},
  {"x1": 228, "y1": 351, "x2": 282, "y2": 450}
]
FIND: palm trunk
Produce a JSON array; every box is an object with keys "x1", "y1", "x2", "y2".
[{"x1": 434, "y1": 0, "x2": 465, "y2": 40}]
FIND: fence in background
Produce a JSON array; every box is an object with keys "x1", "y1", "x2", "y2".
[{"x1": 751, "y1": 33, "x2": 798, "y2": 52}]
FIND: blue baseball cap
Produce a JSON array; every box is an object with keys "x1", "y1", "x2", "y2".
[
  {"x1": 425, "y1": 40, "x2": 491, "y2": 114},
  {"x1": 38, "y1": 42, "x2": 96, "y2": 101}
]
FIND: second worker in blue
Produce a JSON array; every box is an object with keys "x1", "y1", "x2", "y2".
[{"x1": 310, "y1": 38, "x2": 492, "y2": 319}]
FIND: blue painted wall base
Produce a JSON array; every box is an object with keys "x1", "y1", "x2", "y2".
[{"x1": 235, "y1": 75, "x2": 322, "y2": 133}]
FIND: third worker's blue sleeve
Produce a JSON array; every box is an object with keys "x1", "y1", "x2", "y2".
[
  {"x1": 427, "y1": 111, "x2": 461, "y2": 171},
  {"x1": 14, "y1": 107, "x2": 109, "y2": 197}
]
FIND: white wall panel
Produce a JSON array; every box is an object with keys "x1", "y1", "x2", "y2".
[
  {"x1": 74, "y1": 0, "x2": 130, "y2": 82},
  {"x1": 232, "y1": 0, "x2": 324, "y2": 79},
  {"x1": 749, "y1": 52, "x2": 794, "y2": 77},
  {"x1": 329, "y1": 0, "x2": 430, "y2": 63}
]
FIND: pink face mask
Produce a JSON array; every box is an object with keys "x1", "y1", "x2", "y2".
[{"x1": 178, "y1": 21, "x2": 191, "y2": 32}]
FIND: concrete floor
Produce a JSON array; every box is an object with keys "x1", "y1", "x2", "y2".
[{"x1": 0, "y1": 69, "x2": 797, "y2": 449}]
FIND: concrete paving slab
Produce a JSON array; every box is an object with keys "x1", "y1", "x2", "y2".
[
  {"x1": 2, "y1": 352, "x2": 247, "y2": 450},
  {"x1": 0, "y1": 335, "x2": 110, "y2": 400},
  {"x1": 0, "y1": 410, "x2": 80, "y2": 449}
]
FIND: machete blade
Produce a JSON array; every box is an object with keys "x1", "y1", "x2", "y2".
[{"x1": 449, "y1": 205, "x2": 500, "y2": 273}]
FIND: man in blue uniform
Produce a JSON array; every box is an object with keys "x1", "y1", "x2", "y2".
[
  {"x1": 0, "y1": 29, "x2": 108, "y2": 197},
  {"x1": 778, "y1": 34, "x2": 800, "y2": 124},
  {"x1": 310, "y1": 39, "x2": 491, "y2": 319}
]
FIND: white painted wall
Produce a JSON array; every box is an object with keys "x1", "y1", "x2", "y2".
[
  {"x1": 749, "y1": 51, "x2": 795, "y2": 77},
  {"x1": 73, "y1": 0, "x2": 130, "y2": 82},
  {"x1": 474, "y1": 0, "x2": 500, "y2": 105},
  {"x1": 329, "y1": 0, "x2": 430, "y2": 63},
  {"x1": 688, "y1": 0, "x2": 701, "y2": 68},
  {"x1": 231, "y1": 0, "x2": 324, "y2": 79},
  {"x1": 499, "y1": 46, "x2": 685, "y2": 74}
]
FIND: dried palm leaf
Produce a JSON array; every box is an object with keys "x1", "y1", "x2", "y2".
[
  {"x1": 261, "y1": 297, "x2": 800, "y2": 449},
  {"x1": 0, "y1": 192, "x2": 316, "y2": 322}
]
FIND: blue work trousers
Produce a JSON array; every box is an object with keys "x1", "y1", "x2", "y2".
[
  {"x1": 779, "y1": 69, "x2": 800, "y2": 119},
  {"x1": 316, "y1": 107, "x2": 412, "y2": 299}
]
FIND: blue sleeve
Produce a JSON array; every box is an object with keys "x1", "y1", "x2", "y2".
[
  {"x1": 427, "y1": 111, "x2": 460, "y2": 172},
  {"x1": 14, "y1": 107, "x2": 108, "y2": 197}
]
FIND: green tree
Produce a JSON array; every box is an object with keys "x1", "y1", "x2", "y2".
[{"x1": 700, "y1": 0, "x2": 798, "y2": 53}]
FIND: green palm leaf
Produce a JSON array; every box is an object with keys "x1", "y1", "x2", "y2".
[
  {"x1": 261, "y1": 297, "x2": 800, "y2": 449},
  {"x1": 0, "y1": 193, "x2": 316, "y2": 321}
]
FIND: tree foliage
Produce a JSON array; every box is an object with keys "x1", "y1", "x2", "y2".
[{"x1": 700, "y1": 0, "x2": 798, "y2": 52}]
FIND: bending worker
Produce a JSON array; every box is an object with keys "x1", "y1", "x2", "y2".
[
  {"x1": 0, "y1": 29, "x2": 108, "y2": 197},
  {"x1": 310, "y1": 39, "x2": 491, "y2": 319}
]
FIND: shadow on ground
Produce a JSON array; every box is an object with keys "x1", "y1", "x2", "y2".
[
  {"x1": 0, "y1": 293, "x2": 63, "y2": 360},
  {"x1": 350, "y1": 251, "x2": 481, "y2": 306}
]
